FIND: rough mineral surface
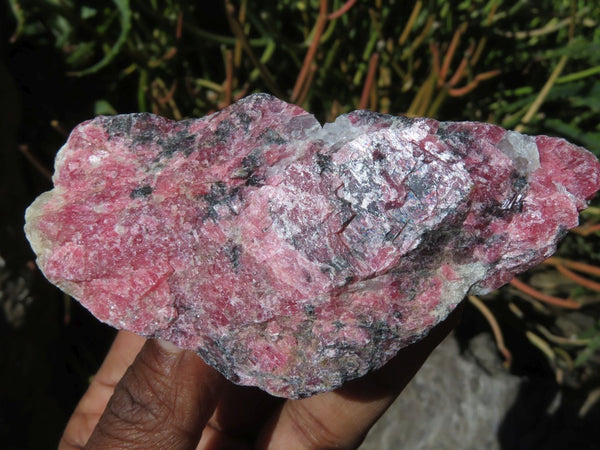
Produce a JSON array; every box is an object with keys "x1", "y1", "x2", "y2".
[{"x1": 25, "y1": 93, "x2": 600, "y2": 398}]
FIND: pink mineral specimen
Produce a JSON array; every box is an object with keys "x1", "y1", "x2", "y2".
[{"x1": 25, "y1": 94, "x2": 600, "y2": 397}]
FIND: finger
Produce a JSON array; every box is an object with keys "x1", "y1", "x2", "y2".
[
  {"x1": 197, "y1": 384, "x2": 283, "y2": 449},
  {"x1": 59, "y1": 331, "x2": 146, "y2": 450},
  {"x1": 85, "y1": 339, "x2": 225, "y2": 450},
  {"x1": 258, "y1": 304, "x2": 463, "y2": 450}
]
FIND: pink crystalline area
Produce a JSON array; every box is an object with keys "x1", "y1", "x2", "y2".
[{"x1": 25, "y1": 94, "x2": 600, "y2": 398}]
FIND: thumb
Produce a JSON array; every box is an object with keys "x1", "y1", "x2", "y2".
[{"x1": 85, "y1": 339, "x2": 224, "y2": 449}]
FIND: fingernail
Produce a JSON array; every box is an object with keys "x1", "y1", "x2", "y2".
[{"x1": 156, "y1": 339, "x2": 183, "y2": 354}]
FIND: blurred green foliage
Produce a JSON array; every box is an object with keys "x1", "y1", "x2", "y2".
[
  {"x1": 7, "y1": 0, "x2": 600, "y2": 413},
  {"x1": 9, "y1": 0, "x2": 600, "y2": 154}
]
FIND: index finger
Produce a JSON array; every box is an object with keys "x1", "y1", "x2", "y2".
[
  {"x1": 59, "y1": 331, "x2": 146, "y2": 450},
  {"x1": 85, "y1": 339, "x2": 225, "y2": 449}
]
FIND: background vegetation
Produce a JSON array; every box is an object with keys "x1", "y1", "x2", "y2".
[{"x1": 1, "y1": 0, "x2": 600, "y2": 447}]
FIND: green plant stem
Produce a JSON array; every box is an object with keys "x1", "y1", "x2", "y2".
[
  {"x1": 426, "y1": 88, "x2": 447, "y2": 117},
  {"x1": 556, "y1": 65, "x2": 600, "y2": 84},
  {"x1": 526, "y1": 331, "x2": 556, "y2": 362},
  {"x1": 225, "y1": 1, "x2": 283, "y2": 98},
  {"x1": 515, "y1": 55, "x2": 568, "y2": 132},
  {"x1": 8, "y1": 0, "x2": 25, "y2": 42},
  {"x1": 69, "y1": 0, "x2": 132, "y2": 76},
  {"x1": 469, "y1": 296, "x2": 512, "y2": 367},
  {"x1": 138, "y1": 68, "x2": 148, "y2": 111},
  {"x1": 195, "y1": 79, "x2": 224, "y2": 92},
  {"x1": 398, "y1": 0, "x2": 422, "y2": 46},
  {"x1": 138, "y1": 1, "x2": 269, "y2": 47}
]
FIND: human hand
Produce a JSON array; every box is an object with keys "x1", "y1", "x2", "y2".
[{"x1": 59, "y1": 305, "x2": 462, "y2": 449}]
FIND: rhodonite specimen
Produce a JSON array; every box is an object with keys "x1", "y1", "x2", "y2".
[{"x1": 25, "y1": 93, "x2": 600, "y2": 398}]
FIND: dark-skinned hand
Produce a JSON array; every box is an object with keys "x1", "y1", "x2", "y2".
[{"x1": 59, "y1": 305, "x2": 462, "y2": 449}]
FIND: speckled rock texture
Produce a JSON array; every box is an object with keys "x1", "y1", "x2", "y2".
[{"x1": 25, "y1": 93, "x2": 600, "y2": 397}]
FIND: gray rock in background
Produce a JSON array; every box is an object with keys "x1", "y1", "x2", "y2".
[{"x1": 360, "y1": 333, "x2": 521, "y2": 450}]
